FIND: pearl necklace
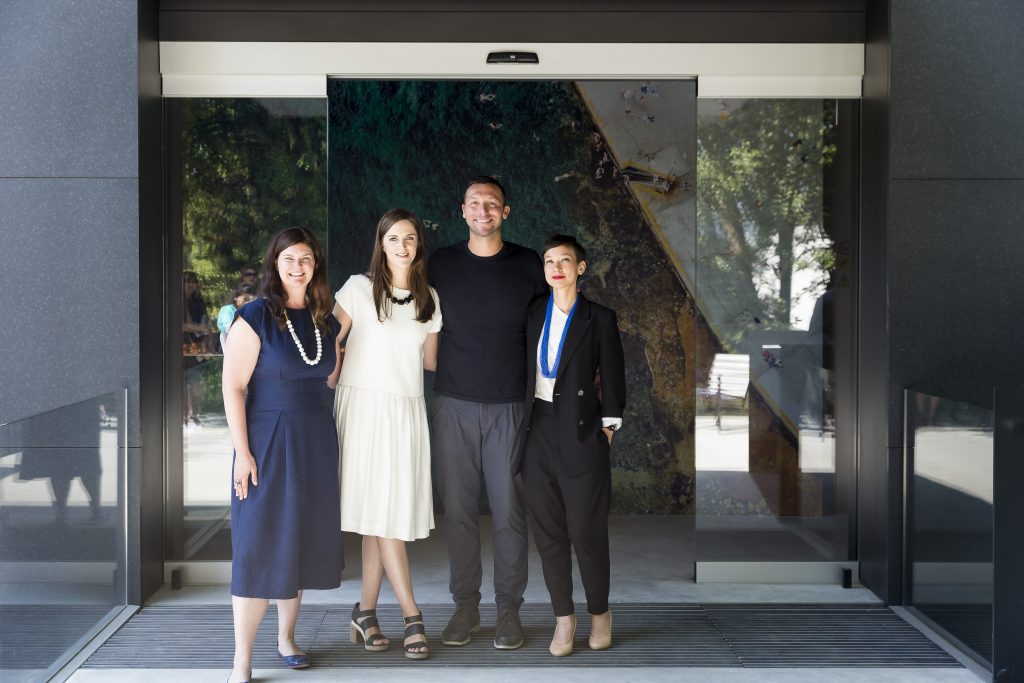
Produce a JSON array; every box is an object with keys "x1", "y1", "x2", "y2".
[{"x1": 283, "y1": 310, "x2": 323, "y2": 366}]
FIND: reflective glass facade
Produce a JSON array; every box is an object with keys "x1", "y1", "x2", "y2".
[
  {"x1": 0, "y1": 391, "x2": 128, "y2": 680},
  {"x1": 695, "y1": 99, "x2": 859, "y2": 563}
]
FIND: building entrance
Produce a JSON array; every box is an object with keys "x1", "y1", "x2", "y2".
[{"x1": 163, "y1": 80, "x2": 858, "y2": 588}]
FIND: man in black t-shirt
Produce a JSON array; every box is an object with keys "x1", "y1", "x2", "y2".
[{"x1": 429, "y1": 176, "x2": 546, "y2": 650}]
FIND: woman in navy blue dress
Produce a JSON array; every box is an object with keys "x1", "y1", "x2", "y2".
[{"x1": 223, "y1": 227, "x2": 344, "y2": 683}]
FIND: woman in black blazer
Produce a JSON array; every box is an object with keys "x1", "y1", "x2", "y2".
[{"x1": 514, "y1": 234, "x2": 626, "y2": 657}]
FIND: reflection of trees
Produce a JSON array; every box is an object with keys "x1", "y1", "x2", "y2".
[
  {"x1": 182, "y1": 99, "x2": 327, "y2": 306},
  {"x1": 697, "y1": 100, "x2": 837, "y2": 349}
]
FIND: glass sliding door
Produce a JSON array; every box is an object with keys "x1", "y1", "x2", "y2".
[
  {"x1": 162, "y1": 85, "x2": 862, "y2": 582},
  {"x1": 327, "y1": 78, "x2": 700, "y2": 576},
  {"x1": 165, "y1": 98, "x2": 328, "y2": 561},
  {"x1": 694, "y1": 99, "x2": 859, "y2": 573}
]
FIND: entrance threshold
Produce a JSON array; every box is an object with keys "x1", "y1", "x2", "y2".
[{"x1": 695, "y1": 561, "x2": 859, "y2": 584}]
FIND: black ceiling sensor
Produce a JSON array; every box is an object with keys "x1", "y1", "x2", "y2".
[{"x1": 486, "y1": 51, "x2": 539, "y2": 64}]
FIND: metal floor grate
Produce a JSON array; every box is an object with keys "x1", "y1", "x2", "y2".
[
  {"x1": 1, "y1": 605, "x2": 115, "y2": 669},
  {"x1": 83, "y1": 603, "x2": 961, "y2": 669}
]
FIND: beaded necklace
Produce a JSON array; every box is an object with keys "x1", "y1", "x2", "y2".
[{"x1": 283, "y1": 310, "x2": 323, "y2": 366}]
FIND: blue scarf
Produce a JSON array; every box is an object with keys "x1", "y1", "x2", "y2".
[{"x1": 540, "y1": 293, "x2": 578, "y2": 379}]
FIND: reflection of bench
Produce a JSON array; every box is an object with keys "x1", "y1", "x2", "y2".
[{"x1": 704, "y1": 354, "x2": 749, "y2": 428}]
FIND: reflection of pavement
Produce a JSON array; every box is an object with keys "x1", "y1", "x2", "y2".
[
  {"x1": 183, "y1": 416, "x2": 232, "y2": 506},
  {"x1": 0, "y1": 428, "x2": 120, "y2": 507},
  {"x1": 575, "y1": 81, "x2": 697, "y2": 290},
  {"x1": 695, "y1": 415, "x2": 748, "y2": 471},
  {"x1": 696, "y1": 415, "x2": 834, "y2": 474},
  {"x1": 798, "y1": 430, "x2": 835, "y2": 473},
  {"x1": 915, "y1": 427, "x2": 993, "y2": 504}
]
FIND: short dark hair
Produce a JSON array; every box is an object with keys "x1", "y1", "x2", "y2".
[
  {"x1": 464, "y1": 175, "x2": 507, "y2": 204},
  {"x1": 543, "y1": 234, "x2": 586, "y2": 263}
]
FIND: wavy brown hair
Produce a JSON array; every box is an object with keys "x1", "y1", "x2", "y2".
[
  {"x1": 258, "y1": 227, "x2": 333, "y2": 331},
  {"x1": 369, "y1": 209, "x2": 435, "y2": 323}
]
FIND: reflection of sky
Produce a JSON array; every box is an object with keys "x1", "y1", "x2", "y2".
[{"x1": 752, "y1": 226, "x2": 831, "y2": 331}]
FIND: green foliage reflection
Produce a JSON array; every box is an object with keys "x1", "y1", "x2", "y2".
[
  {"x1": 181, "y1": 98, "x2": 327, "y2": 309},
  {"x1": 697, "y1": 99, "x2": 838, "y2": 350}
]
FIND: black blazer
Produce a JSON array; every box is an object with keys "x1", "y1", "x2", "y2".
[{"x1": 512, "y1": 292, "x2": 626, "y2": 476}]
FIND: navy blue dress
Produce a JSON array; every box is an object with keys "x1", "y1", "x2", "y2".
[{"x1": 230, "y1": 298, "x2": 344, "y2": 599}]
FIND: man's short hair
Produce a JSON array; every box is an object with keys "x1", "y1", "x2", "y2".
[
  {"x1": 543, "y1": 234, "x2": 586, "y2": 263},
  {"x1": 464, "y1": 175, "x2": 507, "y2": 204}
]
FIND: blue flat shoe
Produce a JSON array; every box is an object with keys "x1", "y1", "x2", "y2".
[
  {"x1": 277, "y1": 648, "x2": 311, "y2": 669},
  {"x1": 227, "y1": 666, "x2": 251, "y2": 682}
]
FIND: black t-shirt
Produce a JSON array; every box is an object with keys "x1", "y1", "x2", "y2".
[{"x1": 428, "y1": 240, "x2": 546, "y2": 403}]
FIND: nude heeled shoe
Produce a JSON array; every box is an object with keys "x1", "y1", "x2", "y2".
[
  {"x1": 549, "y1": 615, "x2": 576, "y2": 657},
  {"x1": 588, "y1": 610, "x2": 612, "y2": 650}
]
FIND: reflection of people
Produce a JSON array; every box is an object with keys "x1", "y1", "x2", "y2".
[
  {"x1": 222, "y1": 227, "x2": 344, "y2": 682},
  {"x1": 801, "y1": 287, "x2": 834, "y2": 430},
  {"x1": 428, "y1": 176, "x2": 546, "y2": 649},
  {"x1": 217, "y1": 285, "x2": 256, "y2": 352},
  {"x1": 18, "y1": 397, "x2": 105, "y2": 525},
  {"x1": 183, "y1": 271, "x2": 210, "y2": 351},
  {"x1": 333, "y1": 209, "x2": 441, "y2": 660},
  {"x1": 183, "y1": 271, "x2": 211, "y2": 426},
  {"x1": 238, "y1": 265, "x2": 259, "y2": 291},
  {"x1": 915, "y1": 392, "x2": 940, "y2": 426},
  {"x1": 515, "y1": 235, "x2": 626, "y2": 657}
]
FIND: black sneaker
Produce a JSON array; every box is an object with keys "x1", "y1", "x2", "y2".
[
  {"x1": 493, "y1": 606, "x2": 524, "y2": 650},
  {"x1": 442, "y1": 606, "x2": 480, "y2": 646}
]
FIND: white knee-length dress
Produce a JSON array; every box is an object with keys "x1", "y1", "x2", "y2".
[{"x1": 334, "y1": 274, "x2": 441, "y2": 541}]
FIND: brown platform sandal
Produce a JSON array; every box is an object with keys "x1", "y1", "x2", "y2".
[
  {"x1": 403, "y1": 613, "x2": 429, "y2": 660},
  {"x1": 350, "y1": 602, "x2": 390, "y2": 652}
]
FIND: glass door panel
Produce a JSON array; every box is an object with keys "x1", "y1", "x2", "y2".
[
  {"x1": 166, "y1": 98, "x2": 328, "y2": 561},
  {"x1": 695, "y1": 99, "x2": 858, "y2": 566},
  {"x1": 0, "y1": 391, "x2": 127, "y2": 678},
  {"x1": 907, "y1": 389, "x2": 993, "y2": 665}
]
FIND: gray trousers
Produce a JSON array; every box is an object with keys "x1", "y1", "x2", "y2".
[{"x1": 429, "y1": 394, "x2": 528, "y2": 610}]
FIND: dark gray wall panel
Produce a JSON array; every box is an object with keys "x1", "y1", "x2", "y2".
[
  {"x1": 859, "y1": 0, "x2": 895, "y2": 603},
  {"x1": 889, "y1": 178, "x2": 1024, "y2": 418},
  {"x1": 138, "y1": 0, "x2": 165, "y2": 604},
  {"x1": 0, "y1": 0, "x2": 138, "y2": 178},
  {"x1": 890, "y1": 0, "x2": 1024, "y2": 180},
  {"x1": 0, "y1": 178, "x2": 140, "y2": 447}
]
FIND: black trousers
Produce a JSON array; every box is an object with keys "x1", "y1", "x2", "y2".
[{"x1": 521, "y1": 400, "x2": 610, "y2": 617}]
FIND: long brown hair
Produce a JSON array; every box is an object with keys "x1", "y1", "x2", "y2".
[
  {"x1": 369, "y1": 209, "x2": 435, "y2": 323},
  {"x1": 259, "y1": 227, "x2": 333, "y2": 331}
]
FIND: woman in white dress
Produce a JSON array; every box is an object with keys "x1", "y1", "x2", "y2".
[{"x1": 331, "y1": 208, "x2": 441, "y2": 660}]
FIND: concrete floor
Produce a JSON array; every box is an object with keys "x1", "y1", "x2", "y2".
[
  {"x1": 68, "y1": 667, "x2": 984, "y2": 683},
  {"x1": 154, "y1": 515, "x2": 879, "y2": 607}
]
